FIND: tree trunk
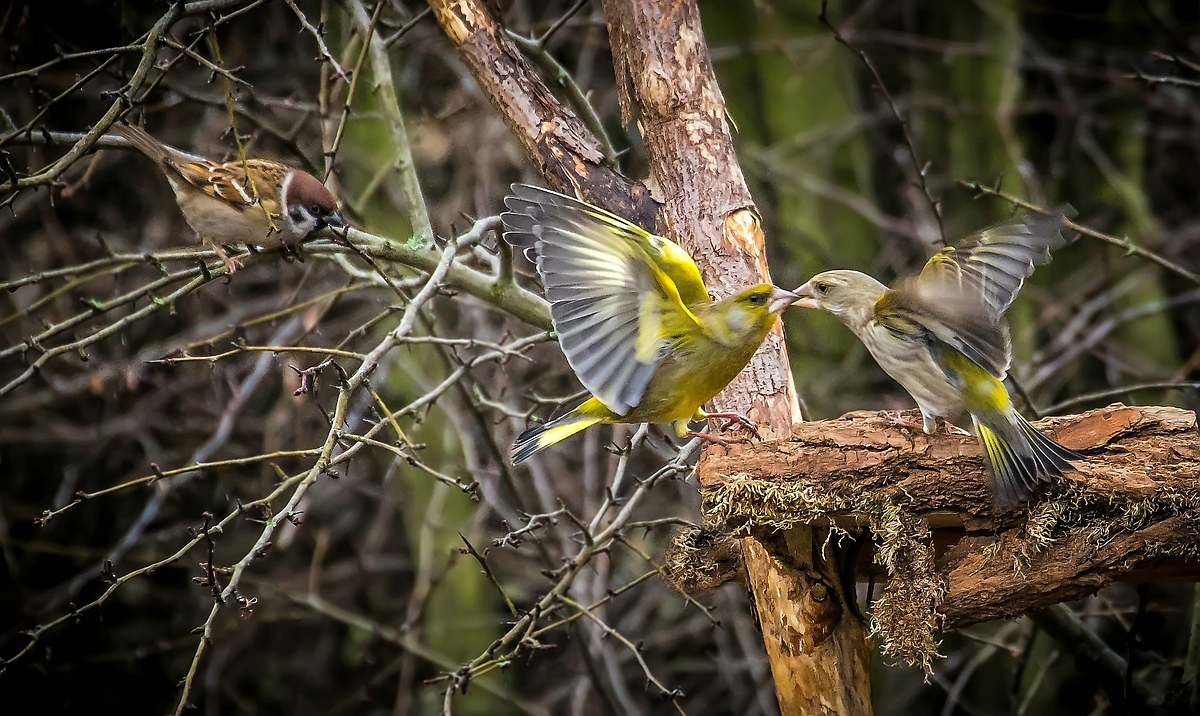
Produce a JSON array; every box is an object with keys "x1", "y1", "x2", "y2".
[{"x1": 599, "y1": 1, "x2": 872, "y2": 713}]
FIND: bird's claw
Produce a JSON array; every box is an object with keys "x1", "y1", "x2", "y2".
[
  {"x1": 883, "y1": 410, "x2": 923, "y2": 432},
  {"x1": 884, "y1": 411, "x2": 970, "y2": 437},
  {"x1": 686, "y1": 431, "x2": 752, "y2": 448},
  {"x1": 704, "y1": 411, "x2": 762, "y2": 440},
  {"x1": 207, "y1": 240, "x2": 243, "y2": 275},
  {"x1": 943, "y1": 422, "x2": 972, "y2": 437},
  {"x1": 219, "y1": 254, "x2": 244, "y2": 275}
]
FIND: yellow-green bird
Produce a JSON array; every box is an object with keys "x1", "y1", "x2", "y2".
[
  {"x1": 793, "y1": 209, "x2": 1081, "y2": 509},
  {"x1": 502, "y1": 184, "x2": 797, "y2": 463}
]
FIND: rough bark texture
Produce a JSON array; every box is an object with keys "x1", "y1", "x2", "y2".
[
  {"x1": 600, "y1": 0, "x2": 798, "y2": 429},
  {"x1": 683, "y1": 404, "x2": 1200, "y2": 660},
  {"x1": 600, "y1": 1, "x2": 870, "y2": 714},
  {"x1": 428, "y1": 0, "x2": 659, "y2": 227}
]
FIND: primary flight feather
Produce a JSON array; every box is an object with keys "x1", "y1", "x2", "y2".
[
  {"x1": 502, "y1": 184, "x2": 797, "y2": 463},
  {"x1": 793, "y1": 208, "x2": 1081, "y2": 510}
]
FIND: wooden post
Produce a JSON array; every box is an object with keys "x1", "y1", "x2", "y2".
[{"x1": 599, "y1": 1, "x2": 873, "y2": 713}]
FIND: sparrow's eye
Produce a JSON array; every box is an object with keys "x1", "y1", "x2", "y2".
[
  {"x1": 748, "y1": 292, "x2": 768, "y2": 306},
  {"x1": 309, "y1": 204, "x2": 326, "y2": 217},
  {"x1": 815, "y1": 282, "x2": 830, "y2": 294}
]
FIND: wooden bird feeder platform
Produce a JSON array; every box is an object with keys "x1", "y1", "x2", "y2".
[{"x1": 664, "y1": 404, "x2": 1200, "y2": 673}]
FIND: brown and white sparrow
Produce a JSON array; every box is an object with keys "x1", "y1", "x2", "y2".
[{"x1": 113, "y1": 121, "x2": 345, "y2": 273}]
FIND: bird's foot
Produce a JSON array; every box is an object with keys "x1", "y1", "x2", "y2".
[
  {"x1": 686, "y1": 431, "x2": 753, "y2": 448},
  {"x1": 883, "y1": 410, "x2": 924, "y2": 432},
  {"x1": 940, "y1": 420, "x2": 972, "y2": 437},
  {"x1": 207, "y1": 241, "x2": 243, "y2": 275},
  {"x1": 703, "y1": 411, "x2": 762, "y2": 440},
  {"x1": 282, "y1": 241, "x2": 307, "y2": 264},
  {"x1": 220, "y1": 254, "x2": 244, "y2": 275}
]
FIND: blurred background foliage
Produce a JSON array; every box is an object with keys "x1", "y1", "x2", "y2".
[{"x1": 1, "y1": 0, "x2": 1198, "y2": 714}]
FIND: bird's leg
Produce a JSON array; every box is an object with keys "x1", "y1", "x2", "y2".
[
  {"x1": 686, "y1": 431, "x2": 752, "y2": 447},
  {"x1": 701, "y1": 411, "x2": 762, "y2": 440},
  {"x1": 283, "y1": 241, "x2": 307, "y2": 263},
  {"x1": 921, "y1": 409, "x2": 938, "y2": 435},
  {"x1": 204, "y1": 237, "x2": 243, "y2": 275}
]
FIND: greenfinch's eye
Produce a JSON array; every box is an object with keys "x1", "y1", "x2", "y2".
[
  {"x1": 748, "y1": 292, "x2": 767, "y2": 305},
  {"x1": 815, "y1": 282, "x2": 830, "y2": 294}
]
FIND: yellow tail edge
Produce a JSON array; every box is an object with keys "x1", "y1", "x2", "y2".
[
  {"x1": 512, "y1": 411, "x2": 602, "y2": 464},
  {"x1": 976, "y1": 413, "x2": 1080, "y2": 510}
]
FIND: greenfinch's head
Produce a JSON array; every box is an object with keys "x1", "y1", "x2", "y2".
[
  {"x1": 719, "y1": 284, "x2": 798, "y2": 335},
  {"x1": 793, "y1": 270, "x2": 887, "y2": 321},
  {"x1": 731, "y1": 284, "x2": 800, "y2": 314}
]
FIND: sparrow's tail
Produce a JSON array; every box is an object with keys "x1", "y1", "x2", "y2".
[
  {"x1": 512, "y1": 406, "x2": 603, "y2": 464},
  {"x1": 974, "y1": 410, "x2": 1081, "y2": 511},
  {"x1": 111, "y1": 121, "x2": 176, "y2": 165}
]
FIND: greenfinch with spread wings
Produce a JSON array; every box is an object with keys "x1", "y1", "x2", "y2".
[
  {"x1": 502, "y1": 184, "x2": 797, "y2": 463},
  {"x1": 793, "y1": 209, "x2": 1081, "y2": 510}
]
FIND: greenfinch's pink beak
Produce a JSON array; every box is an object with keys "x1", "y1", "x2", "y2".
[
  {"x1": 769, "y1": 287, "x2": 799, "y2": 313},
  {"x1": 792, "y1": 282, "x2": 820, "y2": 309}
]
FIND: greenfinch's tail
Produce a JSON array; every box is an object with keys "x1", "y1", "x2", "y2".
[
  {"x1": 513, "y1": 409, "x2": 603, "y2": 464},
  {"x1": 974, "y1": 411, "x2": 1081, "y2": 510}
]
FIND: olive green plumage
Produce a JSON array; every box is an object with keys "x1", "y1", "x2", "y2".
[
  {"x1": 794, "y1": 209, "x2": 1081, "y2": 510},
  {"x1": 502, "y1": 184, "x2": 797, "y2": 464}
]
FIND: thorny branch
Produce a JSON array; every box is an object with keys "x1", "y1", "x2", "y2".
[{"x1": 431, "y1": 440, "x2": 702, "y2": 705}]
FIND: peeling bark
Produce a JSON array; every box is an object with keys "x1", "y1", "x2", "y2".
[{"x1": 601, "y1": 0, "x2": 797, "y2": 428}]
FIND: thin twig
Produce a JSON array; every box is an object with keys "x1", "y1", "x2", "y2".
[
  {"x1": 283, "y1": 0, "x2": 352, "y2": 82},
  {"x1": 383, "y1": 6, "x2": 433, "y2": 48},
  {"x1": 958, "y1": 180, "x2": 1200, "y2": 285},
  {"x1": 348, "y1": 0, "x2": 434, "y2": 249},
  {"x1": 1040, "y1": 381, "x2": 1200, "y2": 415},
  {"x1": 818, "y1": 0, "x2": 945, "y2": 244}
]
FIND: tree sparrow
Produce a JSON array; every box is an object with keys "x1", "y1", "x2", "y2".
[{"x1": 112, "y1": 121, "x2": 345, "y2": 273}]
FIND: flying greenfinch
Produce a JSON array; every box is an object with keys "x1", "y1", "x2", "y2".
[
  {"x1": 793, "y1": 209, "x2": 1081, "y2": 510},
  {"x1": 502, "y1": 184, "x2": 797, "y2": 463}
]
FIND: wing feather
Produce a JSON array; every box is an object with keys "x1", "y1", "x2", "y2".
[
  {"x1": 503, "y1": 184, "x2": 709, "y2": 304},
  {"x1": 877, "y1": 278, "x2": 1013, "y2": 378},
  {"x1": 884, "y1": 206, "x2": 1076, "y2": 378},
  {"x1": 920, "y1": 206, "x2": 1077, "y2": 321},
  {"x1": 501, "y1": 183, "x2": 704, "y2": 415}
]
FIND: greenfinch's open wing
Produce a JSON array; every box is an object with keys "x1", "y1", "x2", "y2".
[
  {"x1": 920, "y1": 206, "x2": 1076, "y2": 322},
  {"x1": 502, "y1": 184, "x2": 704, "y2": 416},
  {"x1": 875, "y1": 277, "x2": 1013, "y2": 378},
  {"x1": 503, "y1": 184, "x2": 709, "y2": 305}
]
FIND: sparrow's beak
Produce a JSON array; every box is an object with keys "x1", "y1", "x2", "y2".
[
  {"x1": 325, "y1": 211, "x2": 347, "y2": 229},
  {"x1": 792, "y1": 282, "x2": 820, "y2": 309},
  {"x1": 768, "y1": 287, "x2": 800, "y2": 313}
]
